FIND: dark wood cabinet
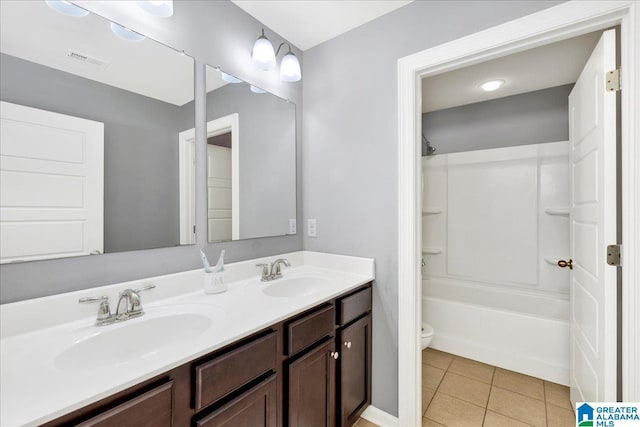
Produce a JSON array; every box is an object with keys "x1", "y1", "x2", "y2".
[
  {"x1": 194, "y1": 374, "x2": 277, "y2": 427},
  {"x1": 338, "y1": 315, "x2": 372, "y2": 427},
  {"x1": 76, "y1": 381, "x2": 174, "y2": 427},
  {"x1": 287, "y1": 340, "x2": 336, "y2": 427},
  {"x1": 46, "y1": 282, "x2": 373, "y2": 427}
]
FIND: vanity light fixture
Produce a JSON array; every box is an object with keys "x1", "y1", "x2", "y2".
[
  {"x1": 110, "y1": 22, "x2": 146, "y2": 42},
  {"x1": 250, "y1": 85, "x2": 266, "y2": 94},
  {"x1": 137, "y1": 0, "x2": 174, "y2": 18},
  {"x1": 479, "y1": 79, "x2": 505, "y2": 92},
  {"x1": 279, "y1": 46, "x2": 301, "y2": 82},
  {"x1": 251, "y1": 29, "x2": 302, "y2": 82},
  {"x1": 221, "y1": 72, "x2": 242, "y2": 84},
  {"x1": 252, "y1": 29, "x2": 277, "y2": 71},
  {"x1": 45, "y1": 0, "x2": 89, "y2": 17}
]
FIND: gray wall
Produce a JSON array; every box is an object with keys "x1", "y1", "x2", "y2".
[
  {"x1": 423, "y1": 84, "x2": 572, "y2": 155},
  {"x1": 205, "y1": 82, "x2": 296, "y2": 240},
  {"x1": 0, "y1": 53, "x2": 185, "y2": 253},
  {"x1": 0, "y1": 0, "x2": 303, "y2": 303},
  {"x1": 302, "y1": 0, "x2": 564, "y2": 416}
]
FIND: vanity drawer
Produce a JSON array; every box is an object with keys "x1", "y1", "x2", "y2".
[
  {"x1": 286, "y1": 305, "x2": 335, "y2": 356},
  {"x1": 194, "y1": 331, "x2": 277, "y2": 412},
  {"x1": 77, "y1": 381, "x2": 173, "y2": 427},
  {"x1": 194, "y1": 374, "x2": 277, "y2": 427},
  {"x1": 338, "y1": 286, "x2": 372, "y2": 326}
]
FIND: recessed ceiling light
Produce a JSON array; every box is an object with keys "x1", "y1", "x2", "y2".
[
  {"x1": 479, "y1": 80, "x2": 505, "y2": 91},
  {"x1": 250, "y1": 85, "x2": 266, "y2": 94},
  {"x1": 45, "y1": 0, "x2": 90, "y2": 17}
]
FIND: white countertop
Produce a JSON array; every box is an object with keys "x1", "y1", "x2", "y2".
[{"x1": 0, "y1": 251, "x2": 374, "y2": 427}]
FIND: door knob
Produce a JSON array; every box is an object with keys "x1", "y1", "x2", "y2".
[
  {"x1": 344, "y1": 341, "x2": 352, "y2": 349},
  {"x1": 330, "y1": 351, "x2": 339, "y2": 360},
  {"x1": 557, "y1": 259, "x2": 573, "y2": 270}
]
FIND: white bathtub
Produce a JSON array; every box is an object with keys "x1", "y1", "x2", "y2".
[{"x1": 423, "y1": 279, "x2": 570, "y2": 385}]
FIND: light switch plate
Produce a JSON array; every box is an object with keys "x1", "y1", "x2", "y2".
[
  {"x1": 307, "y1": 219, "x2": 317, "y2": 237},
  {"x1": 288, "y1": 219, "x2": 297, "y2": 234}
]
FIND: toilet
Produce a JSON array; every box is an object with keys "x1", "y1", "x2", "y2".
[{"x1": 421, "y1": 322, "x2": 434, "y2": 350}]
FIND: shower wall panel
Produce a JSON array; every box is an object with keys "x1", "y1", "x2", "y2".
[{"x1": 422, "y1": 141, "x2": 570, "y2": 298}]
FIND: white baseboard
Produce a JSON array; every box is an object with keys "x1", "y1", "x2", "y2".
[{"x1": 360, "y1": 405, "x2": 399, "y2": 427}]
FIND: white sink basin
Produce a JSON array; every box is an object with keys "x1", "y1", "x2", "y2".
[
  {"x1": 55, "y1": 305, "x2": 219, "y2": 371},
  {"x1": 262, "y1": 277, "x2": 334, "y2": 298}
]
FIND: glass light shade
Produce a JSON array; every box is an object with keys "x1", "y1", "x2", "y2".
[
  {"x1": 137, "y1": 0, "x2": 174, "y2": 17},
  {"x1": 250, "y1": 85, "x2": 266, "y2": 94},
  {"x1": 45, "y1": 0, "x2": 90, "y2": 17},
  {"x1": 221, "y1": 72, "x2": 242, "y2": 84},
  {"x1": 110, "y1": 22, "x2": 146, "y2": 42},
  {"x1": 252, "y1": 36, "x2": 276, "y2": 71},
  {"x1": 280, "y1": 52, "x2": 301, "y2": 82}
]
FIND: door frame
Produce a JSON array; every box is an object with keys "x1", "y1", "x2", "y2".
[
  {"x1": 397, "y1": 1, "x2": 639, "y2": 424},
  {"x1": 178, "y1": 128, "x2": 197, "y2": 245}
]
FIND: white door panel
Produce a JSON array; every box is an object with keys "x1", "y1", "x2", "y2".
[
  {"x1": 569, "y1": 29, "x2": 617, "y2": 404},
  {"x1": 207, "y1": 144, "x2": 232, "y2": 242},
  {"x1": 0, "y1": 101, "x2": 104, "y2": 263}
]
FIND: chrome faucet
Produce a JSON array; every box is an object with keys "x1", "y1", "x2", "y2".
[
  {"x1": 256, "y1": 258, "x2": 291, "y2": 281},
  {"x1": 79, "y1": 284, "x2": 155, "y2": 326},
  {"x1": 270, "y1": 258, "x2": 291, "y2": 279}
]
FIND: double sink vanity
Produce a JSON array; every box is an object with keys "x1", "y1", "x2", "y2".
[{"x1": 0, "y1": 251, "x2": 374, "y2": 426}]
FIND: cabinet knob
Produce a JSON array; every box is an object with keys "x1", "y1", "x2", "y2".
[
  {"x1": 330, "y1": 351, "x2": 339, "y2": 360},
  {"x1": 344, "y1": 341, "x2": 352, "y2": 349}
]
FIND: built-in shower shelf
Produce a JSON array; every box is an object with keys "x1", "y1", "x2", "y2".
[
  {"x1": 423, "y1": 248, "x2": 442, "y2": 255},
  {"x1": 544, "y1": 207, "x2": 569, "y2": 216},
  {"x1": 422, "y1": 209, "x2": 442, "y2": 216}
]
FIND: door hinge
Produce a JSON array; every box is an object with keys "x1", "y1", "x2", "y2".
[
  {"x1": 606, "y1": 69, "x2": 621, "y2": 91},
  {"x1": 193, "y1": 225, "x2": 196, "y2": 234},
  {"x1": 607, "y1": 244, "x2": 622, "y2": 266}
]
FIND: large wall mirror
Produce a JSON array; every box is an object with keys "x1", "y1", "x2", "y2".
[
  {"x1": 0, "y1": 1, "x2": 195, "y2": 263},
  {"x1": 205, "y1": 65, "x2": 296, "y2": 242}
]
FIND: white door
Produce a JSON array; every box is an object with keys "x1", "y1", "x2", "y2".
[
  {"x1": 568, "y1": 29, "x2": 617, "y2": 404},
  {"x1": 207, "y1": 143, "x2": 232, "y2": 242},
  {"x1": 0, "y1": 101, "x2": 104, "y2": 263}
]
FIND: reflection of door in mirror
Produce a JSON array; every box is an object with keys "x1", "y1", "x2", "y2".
[
  {"x1": 0, "y1": 101, "x2": 104, "y2": 263},
  {"x1": 178, "y1": 129, "x2": 197, "y2": 245},
  {"x1": 206, "y1": 114, "x2": 239, "y2": 242}
]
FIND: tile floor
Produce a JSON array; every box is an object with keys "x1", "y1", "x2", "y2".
[{"x1": 357, "y1": 349, "x2": 575, "y2": 427}]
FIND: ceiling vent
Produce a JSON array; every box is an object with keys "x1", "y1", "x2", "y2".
[{"x1": 66, "y1": 50, "x2": 110, "y2": 68}]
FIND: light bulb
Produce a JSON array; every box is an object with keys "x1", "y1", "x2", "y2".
[
  {"x1": 45, "y1": 0, "x2": 90, "y2": 17},
  {"x1": 110, "y1": 22, "x2": 146, "y2": 42},
  {"x1": 479, "y1": 80, "x2": 505, "y2": 91},
  {"x1": 221, "y1": 72, "x2": 242, "y2": 84},
  {"x1": 252, "y1": 30, "x2": 276, "y2": 71},
  {"x1": 280, "y1": 51, "x2": 301, "y2": 82},
  {"x1": 137, "y1": 0, "x2": 173, "y2": 17}
]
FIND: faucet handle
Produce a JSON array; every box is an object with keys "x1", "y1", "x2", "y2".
[
  {"x1": 79, "y1": 295, "x2": 109, "y2": 304},
  {"x1": 135, "y1": 283, "x2": 156, "y2": 293},
  {"x1": 79, "y1": 295, "x2": 113, "y2": 325},
  {"x1": 256, "y1": 263, "x2": 270, "y2": 281}
]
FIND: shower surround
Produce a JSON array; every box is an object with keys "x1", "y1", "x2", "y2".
[{"x1": 421, "y1": 141, "x2": 570, "y2": 384}]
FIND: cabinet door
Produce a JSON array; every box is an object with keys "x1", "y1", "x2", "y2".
[
  {"x1": 339, "y1": 315, "x2": 371, "y2": 427},
  {"x1": 287, "y1": 340, "x2": 336, "y2": 427},
  {"x1": 195, "y1": 374, "x2": 277, "y2": 427}
]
